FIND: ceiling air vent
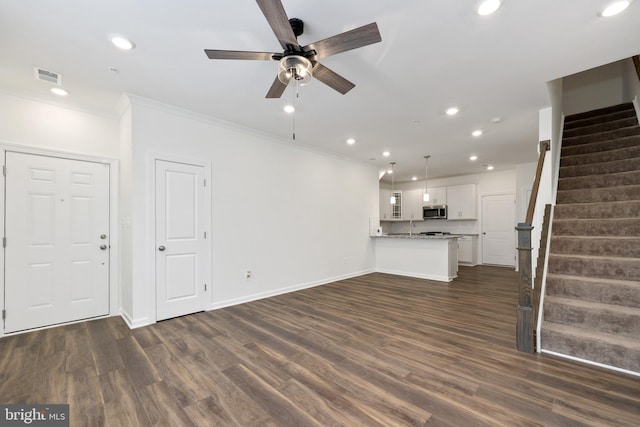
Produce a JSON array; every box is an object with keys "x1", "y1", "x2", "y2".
[{"x1": 34, "y1": 67, "x2": 63, "y2": 85}]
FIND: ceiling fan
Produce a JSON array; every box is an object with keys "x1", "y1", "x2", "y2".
[{"x1": 204, "y1": 0, "x2": 382, "y2": 98}]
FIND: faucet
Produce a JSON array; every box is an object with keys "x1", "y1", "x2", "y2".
[{"x1": 409, "y1": 218, "x2": 414, "y2": 236}]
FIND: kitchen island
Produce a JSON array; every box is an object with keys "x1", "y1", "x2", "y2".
[{"x1": 373, "y1": 234, "x2": 459, "y2": 282}]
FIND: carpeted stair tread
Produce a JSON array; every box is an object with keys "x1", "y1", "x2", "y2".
[
  {"x1": 554, "y1": 201, "x2": 640, "y2": 219},
  {"x1": 561, "y1": 135, "x2": 640, "y2": 158},
  {"x1": 552, "y1": 218, "x2": 640, "y2": 236},
  {"x1": 541, "y1": 321, "x2": 640, "y2": 372},
  {"x1": 564, "y1": 103, "x2": 635, "y2": 122},
  {"x1": 562, "y1": 117, "x2": 638, "y2": 139},
  {"x1": 564, "y1": 108, "x2": 637, "y2": 130},
  {"x1": 557, "y1": 170, "x2": 640, "y2": 190},
  {"x1": 556, "y1": 184, "x2": 640, "y2": 204},
  {"x1": 549, "y1": 235, "x2": 640, "y2": 258},
  {"x1": 559, "y1": 157, "x2": 640, "y2": 178},
  {"x1": 560, "y1": 145, "x2": 640, "y2": 167},
  {"x1": 546, "y1": 273, "x2": 640, "y2": 308},
  {"x1": 547, "y1": 253, "x2": 640, "y2": 281},
  {"x1": 562, "y1": 126, "x2": 640, "y2": 147},
  {"x1": 544, "y1": 296, "x2": 640, "y2": 339}
]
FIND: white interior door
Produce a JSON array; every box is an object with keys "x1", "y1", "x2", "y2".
[
  {"x1": 4, "y1": 152, "x2": 110, "y2": 333},
  {"x1": 481, "y1": 194, "x2": 516, "y2": 267},
  {"x1": 156, "y1": 160, "x2": 206, "y2": 321}
]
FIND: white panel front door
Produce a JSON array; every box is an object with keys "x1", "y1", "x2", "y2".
[
  {"x1": 4, "y1": 152, "x2": 110, "y2": 333},
  {"x1": 156, "y1": 160, "x2": 206, "y2": 321},
  {"x1": 481, "y1": 194, "x2": 516, "y2": 266}
]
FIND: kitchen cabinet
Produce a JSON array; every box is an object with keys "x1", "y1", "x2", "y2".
[
  {"x1": 457, "y1": 235, "x2": 478, "y2": 265},
  {"x1": 380, "y1": 189, "x2": 403, "y2": 221},
  {"x1": 402, "y1": 189, "x2": 425, "y2": 221},
  {"x1": 426, "y1": 186, "x2": 447, "y2": 206},
  {"x1": 447, "y1": 184, "x2": 477, "y2": 220}
]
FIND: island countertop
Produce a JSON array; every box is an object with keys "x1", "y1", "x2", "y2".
[{"x1": 372, "y1": 234, "x2": 460, "y2": 240}]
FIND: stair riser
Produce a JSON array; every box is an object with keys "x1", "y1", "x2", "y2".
[
  {"x1": 552, "y1": 219, "x2": 640, "y2": 237},
  {"x1": 544, "y1": 301, "x2": 640, "y2": 339},
  {"x1": 541, "y1": 327, "x2": 640, "y2": 372},
  {"x1": 561, "y1": 136, "x2": 640, "y2": 158},
  {"x1": 557, "y1": 185, "x2": 640, "y2": 204},
  {"x1": 564, "y1": 103, "x2": 636, "y2": 122},
  {"x1": 564, "y1": 109, "x2": 638, "y2": 130},
  {"x1": 558, "y1": 170, "x2": 640, "y2": 190},
  {"x1": 562, "y1": 126, "x2": 640, "y2": 147},
  {"x1": 559, "y1": 158, "x2": 640, "y2": 178},
  {"x1": 560, "y1": 146, "x2": 640, "y2": 167},
  {"x1": 550, "y1": 237, "x2": 640, "y2": 258},
  {"x1": 554, "y1": 201, "x2": 640, "y2": 219},
  {"x1": 563, "y1": 118, "x2": 638, "y2": 139},
  {"x1": 546, "y1": 276, "x2": 640, "y2": 308},
  {"x1": 547, "y1": 255, "x2": 640, "y2": 281}
]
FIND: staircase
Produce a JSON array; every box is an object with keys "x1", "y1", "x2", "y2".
[{"x1": 541, "y1": 103, "x2": 640, "y2": 373}]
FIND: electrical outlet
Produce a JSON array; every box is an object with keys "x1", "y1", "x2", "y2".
[{"x1": 245, "y1": 270, "x2": 251, "y2": 279}]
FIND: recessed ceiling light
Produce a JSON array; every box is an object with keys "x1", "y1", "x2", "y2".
[
  {"x1": 470, "y1": 155, "x2": 478, "y2": 161},
  {"x1": 50, "y1": 87, "x2": 68, "y2": 96},
  {"x1": 490, "y1": 116, "x2": 503, "y2": 123},
  {"x1": 346, "y1": 138, "x2": 356, "y2": 145},
  {"x1": 446, "y1": 107, "x2": 459, "y2": 116},
  {"x1": 477, "y1": 0, "x2": 502, "y2": 16},
  {"x1": 382, "y1": 151, "x2": 391, "y2": 157},
  {"x1": 110, "y1": 35, "x2": 136, "y2": 50},
  {"x1": 600, "y1": 1, "x2": 631, "y2": 16},
  {"x1": 472, "y1": 130, "x2": 483, "y2": 137},
  {"x1": 412, "y1": 176, "x2": 418, "y2": 181},
  {"x1": 487, "y1": 165, "x2": 494, "y2": 170},
  {"x1": 387, "y1": 169, "x2": 393, "y2": 174},
  {"x1": 283, "y1": 105, "x2": 295, "y2": 113}
]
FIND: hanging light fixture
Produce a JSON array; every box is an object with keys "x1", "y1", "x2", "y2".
[
  {"x1": 278, "y1": 55, "x2": 313, "y2": 86},
  {"x1": 390, "y1": 162, "x2": 396, "y2": 205},
  {"x1": 423, "y1": 155, "x2": 431, "y2": 203}
]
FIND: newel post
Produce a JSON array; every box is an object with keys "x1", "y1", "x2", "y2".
[{"x1": 515, "y1": 222, "x2": 534, "y2": 353}]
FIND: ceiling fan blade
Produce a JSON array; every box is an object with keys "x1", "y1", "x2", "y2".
[
  {"x1": 303, "y1": 22, "x2": 381, "y2": 59},
  {"x1": 266, "y1": 76, "x2": 288, "y2": 98},
  {"x1": 256, "y1": 0, "x2": 299, "y2": 50},
  {"x1": 313, "y1": 63, "x2": 355, "y2": 95},
  {"x1": 205, "y1": 49, "x2": 279, "y2": 61}
]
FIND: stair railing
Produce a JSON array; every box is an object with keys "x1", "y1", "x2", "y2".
[{"x1": 515, "y1": 140, "x2": 550, "y2": 353}]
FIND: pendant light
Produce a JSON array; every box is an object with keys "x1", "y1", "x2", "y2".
[
  {"x1": 389, "y1": 162, "x2": 396, "y2": 205},
  {"x1": 423, "y1": 155, "x2": 431, "y2": 203}
]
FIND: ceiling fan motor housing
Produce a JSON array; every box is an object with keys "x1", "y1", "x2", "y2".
[{"x1": 289, "y1": 18, "x2": 304, "y2": 37}]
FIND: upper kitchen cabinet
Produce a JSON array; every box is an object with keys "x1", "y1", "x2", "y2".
[
  {"x1": 380, "y1": 189, "x2": 403, "y2": 221},
  {"x1": 426, "y1": 186, "x2": 447, "y2": 206},
  {"x1": 402, "y1": 188, "x2": 425, "y2": 221},
  {"x1": 447, "y1": 184, "x2": 477, "y2": 220}
]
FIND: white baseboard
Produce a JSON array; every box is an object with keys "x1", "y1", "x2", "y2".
[
  {"x1": 541, "y1": 349, "x2": 640, "y2": 378},
  {"x1": 119, "y1": 310, "x2": 152, "y2": 329},
  {"x1": 208, "y1": 269, "x2": 375, "y2": 311}
]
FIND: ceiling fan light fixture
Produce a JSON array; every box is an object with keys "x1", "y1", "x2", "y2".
[{"x1": 278, "y1": 55, "x2": 312, "y2": 85}]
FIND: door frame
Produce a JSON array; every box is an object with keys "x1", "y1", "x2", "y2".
[
  {"x1": 147, "y1": 152, "x2": 211, "y2": 323},
  {"x1": 479, "y1": 191, "x2": 516, "y2": 267},
  {"x1": 0, "y1": 144, "x2": 119, "y2": 337}
]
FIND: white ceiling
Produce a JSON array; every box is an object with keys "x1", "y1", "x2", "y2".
[{"x1": 1, "y1": 0, "x2": 639, "y2": 182}]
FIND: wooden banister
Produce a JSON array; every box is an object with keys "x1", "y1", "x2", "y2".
[{"x1": 515, "y1": 139, "x2": 550, "y2": 353}]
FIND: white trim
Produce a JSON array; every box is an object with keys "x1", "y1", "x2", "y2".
[
  {"x1": 540, "y1": 349, "x2": 640, "y2": 378},
  {"x1": 536, "y1": 204, "x2": 554, "y2": 352},
  {"x1": 147, "y1": 151, "x2": 212, "y2": 324},
  {"x1": 0, "y1": 144, "x2": 119, "y2": 337},
  {"x1": 119, "y1": 309, "x2": 151, "y2": 329},
  {"x1": 209, "y1": 269, "x2": 376, "y2": 311}
]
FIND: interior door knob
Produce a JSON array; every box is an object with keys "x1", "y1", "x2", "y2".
[
  {"x1": 158, "y1": 245, "x2": 166, "y2": 251},
  {"x1": 100, "y1": 244, "x2": 107, "y2": 250}
]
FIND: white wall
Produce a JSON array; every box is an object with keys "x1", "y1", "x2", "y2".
[
  {"x1": 124, "y1": 96, "x2": 378, "y2": 326},
  {"x1": 562, "y1": 61, "x2": 625, "y2": 116}
]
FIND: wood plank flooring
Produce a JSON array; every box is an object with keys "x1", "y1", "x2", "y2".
[{"x1": 1, "y1": 266, "x2": 639, "y2": 426}]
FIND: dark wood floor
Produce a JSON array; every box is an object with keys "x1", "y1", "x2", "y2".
[{"x1": 1, "y1": 266, "x2": 639, "y2": 426}]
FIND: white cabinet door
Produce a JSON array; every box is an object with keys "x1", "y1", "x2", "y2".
[
  {"x1": 379, "y1": 189, "x2": 392, "y2": 221},
  {"x1": 447, "y1": 184, "x2": 477, "y2": 220},
  {"x1": 156, "y1": 160, "x2": 206, "y2": 321},
  {"x1": 5, "y1": 152, "x2": 110, "y2": 333},
  {"x1": 427, "y1": 186, "x2": 447, "y2": 206},
  {"x1": 403, "y1": 189, "x2": 425, "y2": 221}
]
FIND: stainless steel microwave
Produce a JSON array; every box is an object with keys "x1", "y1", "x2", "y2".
[{"x1": 423, "y1": 205, "x2": 447, "y2": 219}]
